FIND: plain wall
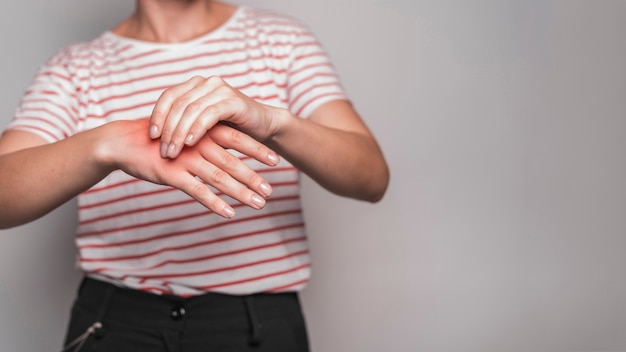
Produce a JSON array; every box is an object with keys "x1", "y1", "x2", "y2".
[{"x1": 1, "y1": 1, "x2": 625, "y2": 351}]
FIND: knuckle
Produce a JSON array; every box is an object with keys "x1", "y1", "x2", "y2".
[
  {"x1": 189, "y1": 182, "x2": 223, "y2": 212},
  {"x1": 228, "y1": 127, "x2": 245, "y2": 145},
  {"x1": 190, "y1": 75, "x2": 204, "y2": 84},
  {"x1": 185, "y1": 100, "x2": 204, "y2": 117},
  {"x1": 202, "y1": 104, "x2": 219, "y2": 117},
  {"x1": 209, "y1": 168, "x2": 229, "y2": 185},
  {"x1": 151, "y1": 104, "x2": 167, "y2": 118},
  {"x1": 172, "y1": 97, "x2": 191, "y2": 111},
  {"x1": 247, "y1": 173, "x2": 264, "y2": 189},
  {"x1": 215, "y1": 85, "x2": 235, "y2": 98},
  {"x1": 208, "y1": 198, "x2": 223, "y2": 213},
  {"x1": 190, "y1": 182, "x2": 209, "y2": 199},
  {"x1": 160, "y1": 88, "x2": 175, "y2": 101},
  {"x1": 219, "y1": 151, "x2": 240, "y2": 170},
  {"x1": 197, "y1": 105, "x2": 220, "y2": 127},
  {"x1": 252, "y1": 138, "x2": 267, "y2": 154},
  {"x1": 207, "y1": 76, "x2": 224, "y2": 86}
]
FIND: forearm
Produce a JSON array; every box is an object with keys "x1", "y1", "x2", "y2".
[
  {"x1": 0, "y1": 118, "x2": 281, "y2": 227},
  {"x1": 0, "y1": 128, "x2": 114, "y2": 229},
  {"x1": 267, "y1": 108, "x2": 389, "y2": 202}
]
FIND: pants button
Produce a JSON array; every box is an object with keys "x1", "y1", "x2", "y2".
[{"x1": 170, "y1": 306, "x2": 186, "y2": 320}]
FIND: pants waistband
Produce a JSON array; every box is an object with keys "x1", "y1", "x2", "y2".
[{"x1": 75, "y1": 277, "x2": 298, "y2": 333}]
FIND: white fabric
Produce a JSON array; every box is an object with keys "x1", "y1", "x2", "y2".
[{"x1": 7, "y1": 7, "x2": 347, "y2": 296}]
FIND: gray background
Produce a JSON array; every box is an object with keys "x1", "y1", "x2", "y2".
[{"x1": 1, "y1": 1, "x2": 625, "y2": 351}]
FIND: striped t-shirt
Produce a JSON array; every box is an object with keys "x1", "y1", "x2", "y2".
[{"x1": 7, "y1": 6, "x2": 347, "y2": 296}]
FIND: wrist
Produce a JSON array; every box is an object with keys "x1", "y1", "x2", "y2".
[
  {"x1": 90, "y1": 121, "x2": 127, "y2": 172},
  {"x1": 265, "y1": 107, "x2": 294, "y2": 144}
]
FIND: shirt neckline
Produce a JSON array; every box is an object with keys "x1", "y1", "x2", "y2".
[{"x1": 103, "y1": 6, "x2": 244, "y2": 50}]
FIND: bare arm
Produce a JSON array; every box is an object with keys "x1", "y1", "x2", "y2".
[
  {"x1": 0, "y1": 128, "x2": 115, "y2": 228},
  {"x1": 0, "y1": 119, "x2": 280, "y2": 229},
  {"x1": 267, "y1": 100, "x2": 389, "y2": 202}
]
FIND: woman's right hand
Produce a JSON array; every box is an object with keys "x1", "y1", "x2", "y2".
[{"x1": 97, "y1": 118, "x2": 279, "y2": 218}]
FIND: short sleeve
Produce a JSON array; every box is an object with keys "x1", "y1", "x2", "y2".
[
  {"x1": 5, "y1": 50, "x2": 80, "y2": 143},
  {"x1": 286, "y1": 29, "x2": 348, "y2": 118}
]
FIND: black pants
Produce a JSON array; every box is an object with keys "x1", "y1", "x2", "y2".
[{"x1": 63, "y1": 278, "x2": 310, "y2": 352}]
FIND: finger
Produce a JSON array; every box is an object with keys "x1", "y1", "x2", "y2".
[
  {"x1": 188, "y1": 155, "x2": 268, "y2": 210},
  {"x1": 180, "y1": 84, "x2": 245, "y2": 144},
  {"x1": 175, "y1": 172, "x2": 236, "y2": 218},
  {"x1": 149, "y1": 76, "x2": 205, "y2": 141},
  {"x1": 209, "y1": 124, "x2": 280, "y2": 167},
  {"x1": 167, "y1": 92, "x2": 226, "y2": 157},
  {"x1": 160, "y1": 82, "x2": 217, "y2": 158},
  {"x1": 197, "y1": 138, "x2": 273, "y2": 199}
]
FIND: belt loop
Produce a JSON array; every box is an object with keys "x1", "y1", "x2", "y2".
[{"x1": 243, "y1": 295, "x2": 262, "y2": 345}]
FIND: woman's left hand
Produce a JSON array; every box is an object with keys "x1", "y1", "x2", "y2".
[{"x1": 149, "y1": 76, "x2": 280, "y2": 158}]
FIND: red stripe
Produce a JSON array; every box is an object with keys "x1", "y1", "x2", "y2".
[
  {"x1": 79, "y1": 187, "x2": 177, "y2": 211},
  {"x1": 80, "y1": 179, "x2": 297, "y2": 225},
  {"x1": 291, "y1": 82, "x2": 343, "y2": 113},
  {"x1": 132, "y1": 285, "x2": 173, "y2": 295},
  {"x1": 122, "y1": 48, "x2": 165, "y2": 62},
  {"x1": 80, "y1": 61, "x2": 288, "y2": 93},
  {"x1": 85, "y1": 100, "x2": 155, "y2": 120},
  {"x1": 83, "y1": 178, "x2": 142, "y2": 194},
  {"x1": 249, "y1": 93, "x2": 286, "y2": 104},
  {"x1": 232, "y1": 17, "x2": 308, "y2": 32},
  {"x1": 89, "y1": 84, "x2": 171, "y2": 105},
  {"x1": 79, "y1": 207, "x2": 302, "y2": 249},
  {"x1": 72, "y1": 48, "x2": 163, "y2": 69},
  {"x1": 77, "y1": 206, "x2": 211, "y2": 238},
  {"x1": 21, "y1": 97, "x2": 79, "y2": 118},
  {"x1": 26, "y1": 89, "x2": 78, "y2": 102},
  {"x1": 84, "y1": 91, "x2": 285, "y2": 120},
  {"x1": 199, "y1": 263, "x2": 311, "y2": 290},
  {"x1": 289, "y1": 62, "x2": 332, "y2": 78},
  {"x1": 89, "y1": 43, "x2": 290, "y2": 80},
  {"x1": 127, "y1": 249, "x2": 309, "y2": 279},
  {"x1": 81, "y1": 223, "x2": 305, "y2": 263},
  {"x1": 34, "y1": 70, "x2": 71, "y2": 83},
  {"x1": 79, "y1": 192, "x2": 299, "y2": 227},
  {"x1": 236, "y1": 79, "x2": 287, "y2": 91},
  {"x1": 11, "y1": 116, "x2": 69, "y2": 137},
  {"x1": 79, "y1": 172, "x2": 297, "y2": 211},
  {"x1": 291, "y1": 43, "x2": 324, "y2": 55},
  {"x1": 97, "y1": 237, "x2": 307, "y2": 275},
  {"x1": 20, "y1": 107, "x2": 74, "y2": 133},
  {"x1": 295, "y1": 92, "x2": 345, "y2": 117},
  {"x1": 80, "y1": 45, "x2": 286, "y2": 89},
  {"x1": 87, "y1": 79, "x2": 285, "y2": 107},
  {"x1": 7, "y1": 124, "x2": 58, "y2": 141},
  {"x1": 80, "y1": 198, "x2": 195, "y2": 226},
  {"x1": 288, "y1": 72, "x2": 337, "y2": 96},
  {"x1": 267, "y1": 278, "x2": 309, "y2": 292},
  {"x1": 223, "y1": 27, "x2": 309, "y2": 38}
]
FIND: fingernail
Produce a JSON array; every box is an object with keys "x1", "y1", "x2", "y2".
[
  {"x1": 268, "y1": 153, "x2": 280, "y2": 165},
  {"x1": 160, "y1": 142, "x2": 168, "y2": 158},
  {"x1": 185, "y1": 133, "x2": 194, "y2": 145},
  {"x1": 167, "y1": 143, "x2": 177, "y2": 157},
  {"x1": 223, "y1": 206, "x2": 235, "y2": 218},
  {"x1": 149, "y1": 124, "x2": 159, "y2": 139},
  {"x1": 251, "y1": 194, "x2": 266, "y2": 208},
  {"x1": 260, "y1": 183, "x2": 272, "y2": 197}
]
